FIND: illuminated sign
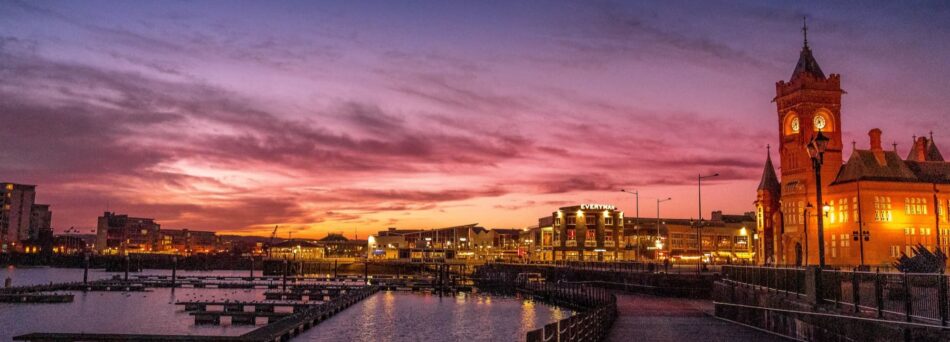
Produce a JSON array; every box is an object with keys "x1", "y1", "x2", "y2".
[{"x1": 580, "y1": 204, "x2": 615, "y2": 211}]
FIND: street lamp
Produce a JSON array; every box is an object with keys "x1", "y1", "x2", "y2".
[
  {"x1": 620, "y1": 189, "x2": 640, "y2": 261},
  {"x1": 656, "y1": 197, "x2": 672, "y2": 260},
  {"x1": 806, "y1": 130, "x2": 830, "y2": 268},
  {"x1": 698, "y1": 173, "x2": 719, "y2": 272}
]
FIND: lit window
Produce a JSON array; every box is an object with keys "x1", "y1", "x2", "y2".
[{"x1": 874, "y1": 196, "x2": 892, "y2": 222}]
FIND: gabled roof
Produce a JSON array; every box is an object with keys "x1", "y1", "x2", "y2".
[
  {"x1": 833, "y1": 150, "x2": 919, "y2": 184},
  {"x1": 757, "y1": 152, "x2": 781, "y2": 194},
  {"x1": 906, "y1": 137, "x2": 945, "y2": 162},
  {"x1": 791, "y1": 45, "x2": 825, "y2": 81}
]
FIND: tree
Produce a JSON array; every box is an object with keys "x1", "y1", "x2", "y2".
[{"x1": 893, "y1": 244, "x2": 947, "y2": 273}]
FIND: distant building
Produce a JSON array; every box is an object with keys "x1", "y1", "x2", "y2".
[
  {"x1": 316, "y1": 233, "x2": 366, "y2": 258},
  {"x1": 1, "y1": 182, "x2": 36, "y2": 251},
  {"x1": 51, "y1": 235, "x2": 93, "y2": 254},
  {"x1": 29, "y1": 204, "x2": 52, "y2": 240},
  {"x1": 95, "y1": 212, "x2": 161, "y2": 255},
  {"x1": 267, "y1": 239, "x2": 325, "y2": 261},
  {"x1": 547, "y1": 204, "x2": 625, "y2": 261},
  {"x1": 623, "y1": 211, "x2": 755, "y2": 264},
  {"x1": 367, "y1": 224, "x2": 496, "y2": 262},
  {"x1": 159, "y1": 229, "x2": 218, "y2": 255},
  {"x1": 218, "y1": 234, "x2": 269, "y2": 256}
]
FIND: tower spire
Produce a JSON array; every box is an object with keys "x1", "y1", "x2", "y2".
[
  {"x1": 790, "y1": 16, "x2": 825, "y2": 80},
  {"x1": 802, "y1": 16, "x2": 809, "y2": 48}
]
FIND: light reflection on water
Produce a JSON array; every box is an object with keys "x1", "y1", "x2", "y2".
[
  {"x1": 0, "y1": 267, "x2": 268, "y2": 340},
  {"x1": 1, "y1": 268, "x2": 572, "y2": 342},
  {"x1": 296, "y1": 291, "x2": 572, "y2": 342}
]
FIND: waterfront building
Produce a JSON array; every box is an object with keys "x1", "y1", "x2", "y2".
[
  {"x1": 622, "y1": 212, "x2": 755, "y2": 264},
  {"x1": 95, "y1": 212, "x2": 161, "y2": 255},
  {"x1": 29, "y1": 204, "x2": 52, "y2": 241},
  {"x1": 367, "y1": 224, "x2": 497, "y2": 262},
  {"x1": 755, "y1": 35, "x2": 950, "y2": 267},
  {"x1": 317, "y1": 233, "x2": 367, "y2": 258},
  {"x1": 159, "y1": 229, "x2": 219, "y2": 255},
  {"x1": 548, "y1": 204, "x2": 625, "y2": 261},
  {"x1": 50, "y1": 235, "x2": 91, "y2": 254},
  {"x1": 267, "y1": 239, "x2": 325, "y2": 260},
  {"x1": 217, "y1": 234, "x2": 268, "y2": 256},
  {"x1": 1, "y1": 182, "x2": 36, "y2": 251}
]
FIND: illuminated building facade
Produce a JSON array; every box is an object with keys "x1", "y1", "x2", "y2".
[
  {"x1": 367, "y1": 224, "x2": 518, "y2": 262},
  {"x1": 625, "y1": 212, "x2": 755, "y2": 264},
  {"x1": 95, "y1": 212, "x2": 161, "y2": 255},
  {"x1": 550, "y1": 204, "x2": 624, "y2": 261},
  {"x1": 1, "y1": 182, "x2": 36, "y2": 251},
  {"x1": 267, "y1": 239, "x2": 326, "y2": 261},
  {"x1": 756, "y1": 35, "x2": 950, "y2": 267},
  {"x1": 159, "y1": 229, "x2": 219, "y2": 255}
]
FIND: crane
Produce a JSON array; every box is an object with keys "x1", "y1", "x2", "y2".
[{"x1": 270, "y1": 225, "x2": 279, "y2": 244}]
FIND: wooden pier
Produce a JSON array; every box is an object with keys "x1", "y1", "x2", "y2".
[
  {"x1": 190, "y1": 311, "x2": 293, "y2": 325},
  {"x1": 0, "y1": 280, "x2": 148, "y2": 294},
  {"x1": 14, "y1": 286, "x2": 380, "y2": 342},
  {"x1": 177, "y1": 301, "x2": 322, "y2": 314},
  {"x1": 0, "y1": 293, "x2": 74, "y2": 303}
]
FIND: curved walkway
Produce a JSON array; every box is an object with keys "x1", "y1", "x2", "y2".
[{"x1": 607, "y1": 294, "x2": 792, "y2": 342}]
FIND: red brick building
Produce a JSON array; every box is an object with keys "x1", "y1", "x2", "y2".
[{"x1": 755, "y1": 33, "x2": 950, "y2": 267}]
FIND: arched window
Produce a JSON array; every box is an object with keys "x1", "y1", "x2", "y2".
[{"x1": 783, "y1": 112, "x2": 800, "y2": 136}]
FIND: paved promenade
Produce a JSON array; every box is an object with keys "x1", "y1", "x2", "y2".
[{"x1": 607, "y1": 294, "x2": 791, "y2": 341}]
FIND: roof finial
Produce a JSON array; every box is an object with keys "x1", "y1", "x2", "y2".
[
  {"x1": 893, "y1": 142, "x2": 898, "y2": 152},
  {"x1": 930, "y1": 131, "x2": 934, "y2": 141},
  {"x1": 851, "y1": 140, "x2": 856, "y2": 150},
  {"x1": 767, "y1": 144, "x2": 771, "y2": 154},
  {"x1": 802, "y1": 16, "x2": 809, "y2": 48}
]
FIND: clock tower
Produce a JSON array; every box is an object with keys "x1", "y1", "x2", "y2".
[{"x1": 773, "y1": 22, "x2": 844, "y2": 265}]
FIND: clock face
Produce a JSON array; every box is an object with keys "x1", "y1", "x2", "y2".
[
  {"x1": 790, "y1": 117, "x2": 800, "y2": 133},
  {"x1": 813, "y1": 116, "x2": 827, "y2": 130}
]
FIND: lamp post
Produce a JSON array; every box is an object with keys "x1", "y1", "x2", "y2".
[
  {"x1": 804, "y1": 203, "x2": 812, "y2": 267},
  {"x1": 806, "y1": 130, "x2": 830, "y2": 268},
  {"x1": 656, "y1": 197, "x2": 672, "y2": 260},
  {"x1": 698, "y1": 173, "x2": 719, "y2": 272},
  {"x1": 620, "y1": 189, "x2": 639, "y2": 261}
]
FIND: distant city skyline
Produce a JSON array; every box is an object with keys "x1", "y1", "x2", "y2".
[{"x1": 2, "y1": 1, "x2": 949, "y2": 237}]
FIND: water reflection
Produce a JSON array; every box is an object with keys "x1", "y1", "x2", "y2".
[
  {"x1": 297, "y1": 291, "x2": 573, "y2": 342},
  {"x1": 1, "y1": 268, "x2": 573, "y2": 342}
]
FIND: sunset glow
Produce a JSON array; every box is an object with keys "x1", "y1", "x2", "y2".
[{"x1": 3, "y1": 1, "x2": 949, "y2": 238}]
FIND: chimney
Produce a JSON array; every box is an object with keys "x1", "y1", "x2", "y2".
[
  {"x1": 915, "y1": 136, "x2": 928, "y2": 161},
  {"x1": 869, "y1": 129, "x2": 886, "y2": 165},
  {"x1": 869, "y1": 128, "x2": 883, "y2": 151}
]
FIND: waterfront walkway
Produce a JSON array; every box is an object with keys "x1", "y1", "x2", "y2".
[{"x1": 607, "y1": 294, "x2": 791, "y2": 342}]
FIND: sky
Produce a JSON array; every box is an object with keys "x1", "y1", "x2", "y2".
[{"x1": 2, "y1": 1, "x2": 949, "y2": 238}]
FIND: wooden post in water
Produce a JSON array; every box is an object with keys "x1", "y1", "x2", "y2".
[
  {"x1": 364, "y1": 260, "x2": 369, "y2": 285},
  {"x1": 282, "y1": 259, "x2": 288, "y2": 292},
  {"x1": 171, "y1": 256, "x2": 177, "y2": 288},
  {"x1": 334, "y1": 259, "x2": 338, "y2": 279},
  {"x1": 124, "y1": 255, "x2": 130, "y2": 281},
  {"x1": 83, "y1": 253, "x2": 89, "y2": 285},
  {"x1": 249, "y1": 255, "x2": 254, "y2": 279}
]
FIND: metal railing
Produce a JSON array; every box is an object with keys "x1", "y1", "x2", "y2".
[
  {"x1": 721, "y1": 265, "x2": 807, "y2": 296},
  {"x1": 522, "y1": 281, "x2": 617, "y2": 342},
  {"x1": 721, "y1": 265, "x2": 950, "y2": 327},
  {"x1": 551, "y1": 260, "x2": 722, "y2": 274},
  {"x1": 821, "y1": 269, "x2": 950, "y2": 325}
]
